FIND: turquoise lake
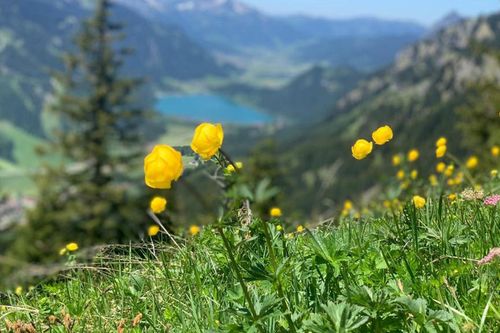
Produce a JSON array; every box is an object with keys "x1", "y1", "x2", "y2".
[{"x1": 155, "y1": 94, "x2": 272, "y2": 125}]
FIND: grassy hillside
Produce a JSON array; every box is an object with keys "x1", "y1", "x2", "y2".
[{"x1": 2, "y1": 185, "x2": 499, "y2": 332}]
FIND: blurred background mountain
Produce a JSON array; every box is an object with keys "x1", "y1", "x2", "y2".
[{"x1": 0, "y1": 0, "x2": 499, "y2": 257}]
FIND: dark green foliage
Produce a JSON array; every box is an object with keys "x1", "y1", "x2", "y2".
[{"x1": 10, "y1": 0, "x2": 149, "y2": 262}]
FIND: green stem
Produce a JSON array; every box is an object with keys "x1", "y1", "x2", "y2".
[
  {"x1": 261, "y1": 221, "x2": 297, "y2": 333},
  {"x1": 216, "y1": 226, "x2": 264, "y2": 332}
]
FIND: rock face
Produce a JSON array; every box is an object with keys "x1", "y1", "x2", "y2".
[{"x1": 0, "y1": 196, "x2": 35, "y2": 231}]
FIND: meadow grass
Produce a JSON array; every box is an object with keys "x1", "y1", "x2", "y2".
[{"x1": 2, "y1": 196, "x2": 499, "y2": 332}]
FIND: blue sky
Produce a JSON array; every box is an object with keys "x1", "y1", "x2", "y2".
[{"x1": 244, "y1": 0, "x2": 500, "y2": 25}]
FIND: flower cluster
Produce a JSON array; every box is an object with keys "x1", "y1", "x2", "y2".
[{"x1": 143, "y1": 122, "x2": 226, "y2": 237}]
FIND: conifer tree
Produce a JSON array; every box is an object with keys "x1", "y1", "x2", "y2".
[{"x1": 12, "y1": 0, "x2": 149, "y2": 261}]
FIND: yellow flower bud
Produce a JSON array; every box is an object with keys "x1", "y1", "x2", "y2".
[
  {"x1": 435, "y1": 145, "x2": 447, "y2": 158},
  {"x1": 144, "y1": 145, "x2": 183, "y2": 189},
  {"x1": 191, "y1": 123, "x2": 224, "y2": 160},
  {"x1": 351, "y1": 139, "x2": 373, "y2": 160},
  {"x1": 270, "y1": 207, "x2": 282, "y2": 217},
  {"x1": 150, "y1": 197, "x2": 167, "y2": 214},
  {"x1": 492, "y1": 145, "x2": 499, "y2": 157},
  {"x1": 436, "y1": 162, "x2": 446, "y2": 173},
  {"x1": 392, "y1": 154, "x2": 401, "y2": 166},
  {"x1": 66, "y1": 242, "x2": 79, "y2": 252},
  {"x1": 396, "y1": 170, "x2": 405, "y2": 180},
  {"x1": 448, "y1": 193, "x2": 457, "y2": 201},
  {"x1": 444, "y1": 165, "x2": 454, "y2": 177},
  {"x1": 148, "y1": 225, "x2": 160, "y2": 237},
  {"x1": 296, "y1": 225, "x2": 305, "y2": 233},
  {"x1": 407, "y1": 149, "x2": 419, "y2": 162},
  {"x1": 491, "y1": 169, "x2": 498, "y2": 177},
  {"x1": 412, "y1": 195, "x2": 426, "y2": 209},
  {"x1": 466, "y1": 156, "x2": 478, "y2": 169},
  {"x1": 343, "y1": 200, "x2": 353, "y2": 211},
  {"x1": 371, "y1": 125, "x2": 393, "y2": 145},
  {"x1": 429, "y1": 174, "x2": 438, "y2": 186},
  {"x1": 436, "y1": 137, "x2": 447, "y2": 147},
  {"x1": 410, "y1": 170, "x2": 418, "y2": 180},
  {"x1": 276, "y1": 225, "x2": 283, "y2": 231},
  {"x1": 189, "y1": 225, "x2": 201, "y2": 236}
]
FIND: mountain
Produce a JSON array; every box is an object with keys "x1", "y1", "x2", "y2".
[
  {"x1": 115, "y1": 0, "x2": 426, "y2": 71},
  {"x1": 273, "y1": 12, "x2": 500, "y2": 215},
  {"x1": 429, "y1": 11, "x2": 465, "y2": 35},
  {"x1": 217, "y1": 66, "x2": 365, "y2": 120},
  {"x1": 0, "y1": 0, "x2": 231, "y2": 136}
]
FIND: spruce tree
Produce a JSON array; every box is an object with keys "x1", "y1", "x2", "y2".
[{"x1": 12, "y1": 0, "x2": 149, "y2": 261}]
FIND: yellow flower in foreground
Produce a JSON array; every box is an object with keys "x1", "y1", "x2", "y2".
[
  {"x1": 15, "y1": 286, "x2": 23, "y2": 296},
  {"x1": 408, "y1": 149, "x2": 419, "y2": 162},
  {"x1": 189, "y1": 225, "x2": 201, "y2": 236},
  {"x1": 410, "y1": 170, "x2": 418, "y2": 180},
  {"x1": 491, "y1": 169, "x2": 498, "y2": 178},
  {"x1": 412, "y1": 195, "x2": 426, "y2": 209},
  {"x1": 144, "y1": 145, "x2": 183, "y2": 189},
  {"x1": 296, "y1": 225, "x2": 305, "y2": 233},
  {"x1": 351, "y1": 139, "x2": 373, "y2": 160},
  {"x1": 66, "y1": 242, "x2": 79, "y2": 252},
  {"x1": 270, "y1": 207, "x2": 282, "y2": 217},
  {"x1": 436, "y1": 137, "x2": 447, "y2": 147},
  {"x1": 150, "y1": 196, "x2": 167, "y2": 214},
  {"x1": 436, "y1": 162, "x2": 446, "y2": 173},
  {"x1": 492, "y1": 145, "x2": 499, "y2": 157},
  {"x1": 191, "y1": 123, "x2": 224, "y2": 160},
  {"x1": 372, "y1": 125, "x2": 393, "y2": 145},
  {"x1": 148, "y1": 225, "x2": 160, "y2": 237},
  {"x1": 466, "y1": 156, "x2": 478, "y2": 169},
  {"x1": 396, "y1": 170, "x2": 405, "y2": 180},
  {"x1": 392, "y1": 155, "x2": 401, "y2": 166},
  {"x1": 448, "y1": 193, "x2": 457, "y2": 201},
  {"x1": 435, "y1": 145, "x2": 447, "y2": 158}
]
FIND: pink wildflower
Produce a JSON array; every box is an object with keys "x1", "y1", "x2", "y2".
[
  {"x1": 477, "y1": 248, "x2": 500, "y2": 265},
  {"x1": 483, "y1": 194, "x2": 500, "y2": 206}
]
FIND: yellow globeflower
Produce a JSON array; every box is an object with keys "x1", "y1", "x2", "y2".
[
  {"x1": 276, "y1": 225, "x2": 283, "y2": 231},
  {"x1": 372, "y1": 125, "x2": 393, "y2": 145},
  {"x1": 444, "y1": 165, "x2": 454, "y2": 177},
  {"x1": 429, "y1": 174, "x2": 438, "y2": 186},
  {"x1": 436, "y1": 137, "x2": 447, "y2": 147},
  {"x1": 59, "y1": 248, "x2": 67, "y2": 256},
  {"x1": 15, "y1": 286, "x2": 23, "y2": 296},
  {"x1": 491, "y1": 169, "x2": 498, "y2": 177},
  {"x1": 270, "y1": 207, "x2": 282, "y2": 217},
  {"x1": 435, "y1": 145, "x2": 447, "y2": 158},
  {"x1": 396, "y1": 170, "x2": 405, "y2": 180},
  {"x1": 466, "y1": 156, "x2": 478, "y2": 169},
  {"x1": 392, "y1": 155, "x2": 401, "y2": 166},
  {"x1": 296, "y1": 225, "x2": 305, "y2": 233},
  {"x1": 225, "y1": 161, "x2": 243, "y2": 174},
  {"x1": 148, "y1": 225, "x2": 160, "y2": 237},
  {"x1": 436, "y1": 162, "x2": 446, "y2": 173},
  {"x1": 66, "y1": 242, "x2": 79, "y2": 252},
  {"x1": 448, "y1": 193, "x2": 457, "y2": 201},
  {"x1": 408, "y1": 149, "x2": 419, "y2": 162},
  {"x1": 410, "y1": 170, "x2": 418, "y2": 180},
  {"x1": 492, "y1": 145, "x2": 499, "y2": 157},
  {"x1": 343, "y1": 200, "x2": 353, "y2": 211},
  {"x1": 144, "y1": 145, "x2": 183, "y2": 189},
  {"x1": 412, "y1": 195, "x2": 426, "y2": 209},
  {"x1": 189, "y1": 225, "x2": 201, "y2": 236},
  {"x1": 235, "y1": 161, "x2": 243, "y2": 169},
  {"x1": 351, "y1": 139, "x2": 373, "y2": 160},
  {"x1": 191, "y1": 123, "x2": 224, "y2": 160},
  {"x1": 150, "y1": 197, "x2": 167, "y2": 214}
]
